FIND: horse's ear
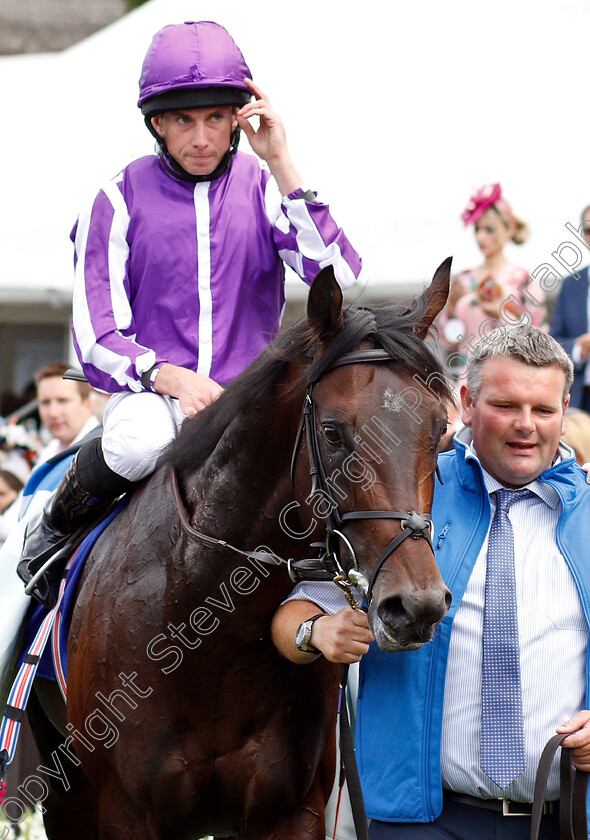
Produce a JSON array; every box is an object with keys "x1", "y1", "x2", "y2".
[
  {"x1": 413, "y1": 256, "x2": 453, "y2": 340},
  {"x1": 307, "y1": 266, "x2": 344, "y2": 342}
]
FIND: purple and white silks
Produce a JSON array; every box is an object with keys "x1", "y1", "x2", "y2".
[{"x1": 71, "y1": 151, "x2": 362, "y2": 393}]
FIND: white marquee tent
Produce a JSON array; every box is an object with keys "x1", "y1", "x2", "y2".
[{"x1": 1, "y1": 0, "x2": 589, "y2": 305}]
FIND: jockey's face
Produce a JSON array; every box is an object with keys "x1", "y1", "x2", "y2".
[
  {"x1": 151, "y1": 106, "x2": 238, "y2": 176},
  {"x1": 37, "y1": 377, "x2": 94, "y2": 450}
]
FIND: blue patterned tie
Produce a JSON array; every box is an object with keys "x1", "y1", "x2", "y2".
[{"x1": 481, "y1": 487, "x2": 532, "y2": 789}]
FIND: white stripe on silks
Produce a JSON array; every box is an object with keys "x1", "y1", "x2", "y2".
[
  {"x1": 73, "y1": 175, "x2": 141, "y2": 391},
  {"x1": 282, "y1": 199, "x2": 357, "y2": 290},
  {"x1": 102, "y1": 177, "x2": 133, "y2": 330},
  {"x1": 194, "y1": 182, "x2": 213, "y2": 377},
  {"x1": 278, "y1": 246, "x2": 304, "y2": 277},
  {"x1": 72, "y1": 188, "x2": 97, "y2": 357},
  {"x1": 263, "y1": 177, "x2": 283, "y2": 225}
]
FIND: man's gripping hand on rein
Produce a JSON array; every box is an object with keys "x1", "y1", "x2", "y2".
[{"x1": 272, "y1": 600, "x2": 375, "y2": 665}]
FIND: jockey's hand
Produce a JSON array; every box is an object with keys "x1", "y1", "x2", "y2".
[
  {"x1": 311, "y1": 608, "x2": 375, "y2": 664},
  {"x1": 237, "y1": 79, "x2": 303, "y2": 196},
  {"x1": 557, "y1": 711, "x2": 590, "y2": 771},
  {"x1": 153, "y1": 364, "x2": 223, "y2": 417}
]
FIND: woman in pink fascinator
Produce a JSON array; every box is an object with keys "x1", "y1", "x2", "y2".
[{"x1": 439, "y1": 183, "x2": 547, "y2": 379}]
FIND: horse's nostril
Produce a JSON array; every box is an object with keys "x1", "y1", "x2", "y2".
[
  {"x1": 377, "y1": 596, "x2": 406, "y2": 629},
  {"x1": 377, "y1": 590, "x2": 450, "y2": 631}
]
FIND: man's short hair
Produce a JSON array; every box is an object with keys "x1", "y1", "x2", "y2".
[
  {"x1": 465, "y1": 325, "x2": 573, "y2": 407},
  {"x1": 34, "y1": 362, "x2": 91, "y2": 401}
]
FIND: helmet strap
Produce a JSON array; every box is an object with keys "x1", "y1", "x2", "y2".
[{"x1": 153, "y1": 126, "x2": 242, "y2": 184}]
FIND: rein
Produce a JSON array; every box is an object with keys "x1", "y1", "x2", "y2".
[{"x1": 169, "y1": 466, "x2": 283, "y2": 566}]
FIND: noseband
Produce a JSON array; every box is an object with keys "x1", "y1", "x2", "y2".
[{"x1": 288, "y1": 349, "x2": 434, "y2": 605}]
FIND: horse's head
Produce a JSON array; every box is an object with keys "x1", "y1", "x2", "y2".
[{"x1": 291, "y1": 259, "x2": 453, "y2": 652}]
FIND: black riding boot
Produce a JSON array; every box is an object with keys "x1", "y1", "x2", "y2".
[{"x1": 17, "y1": 437, "x2": 134, "y2": 607}]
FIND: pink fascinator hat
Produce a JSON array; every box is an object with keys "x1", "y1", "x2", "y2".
[{"x1": 461, "y1": 183, "x2": 513, "y2": 227}]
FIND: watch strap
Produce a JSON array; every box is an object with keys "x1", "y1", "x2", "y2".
[
  {"x1": 297, "y1": 613, "x2": 326, "y2": 654},
  {"x1": 140, "y1": 363, "x2": 161, "y2": 392}
]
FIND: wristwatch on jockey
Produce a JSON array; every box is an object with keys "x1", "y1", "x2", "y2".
[{"x1": 141, "y1": 363, "x2": 162, "y2": 393}]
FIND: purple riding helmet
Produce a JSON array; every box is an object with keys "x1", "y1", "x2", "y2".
[{"x1": 138, "y1": 20, "x2": 252, "y2": 182}]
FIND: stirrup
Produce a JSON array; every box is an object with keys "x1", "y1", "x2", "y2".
[
  {"x1": 18, "y1": 500, "x2": 121, "y2": 607},
  {"x1": 22, "y1": 542, "x2": 72, "y2": 607},
  {"x1": 17, "y1": 536, "x2": 72, "y2": 608}
]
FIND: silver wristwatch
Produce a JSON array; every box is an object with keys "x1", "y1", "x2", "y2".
[{"x1": 295, "y1": 613, "x2": 325, "y2": 654}]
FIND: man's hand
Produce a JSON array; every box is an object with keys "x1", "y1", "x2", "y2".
[
  {"x1": 271, "y1": 600, "x2": 374, "y2": 664},
  {"x1": 311, "y1": 608, "x2": 375, "y2": 663},
  {"x1": 237, "y1": 79, "x2": 303, "y2": 196},
  {"x1": 557, "y1": 711, "x2": 590, "y2": 771},
  {"x1": 153, "y1": 363, "x2": 223, "y2": 417}
]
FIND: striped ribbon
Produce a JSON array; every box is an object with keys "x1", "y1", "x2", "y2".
[{"x1": 0, "y1": 554, "x2": 73, "y2": 781}]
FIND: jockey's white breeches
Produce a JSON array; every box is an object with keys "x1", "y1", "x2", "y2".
[{"x1": 101, "y1": 392, "x2": 187, "y2": 482}]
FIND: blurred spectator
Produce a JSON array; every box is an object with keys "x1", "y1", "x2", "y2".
[
  {"x1": 550, "y1": 204, "x2": 590, "y2": 410},
  {"x1": 439, "y1": 183, "x2": 547, "y2": 380},
  {"x1": 0, "y1": 454, "x2": 30, "y2": 547},
  {"x1": 562, "y1": 407, "x2": 590, "y2": 466},
  {"x1": 35, "y1": 362, "x2": 101, "y2": 465},
  {"x1": 0, "y1": 416, "x2": 41, "y2": 468}
]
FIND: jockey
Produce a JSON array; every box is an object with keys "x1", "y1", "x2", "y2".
[{"x1": 17, "y1": 20, "x2": 362, "y2": 605}]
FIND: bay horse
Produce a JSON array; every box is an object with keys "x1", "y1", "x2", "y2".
[{"x1": 27, "y1": 259, "x2": 454, "y2": 840}]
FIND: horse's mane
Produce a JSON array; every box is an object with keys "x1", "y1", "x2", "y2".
[{"x1": 164, "y1": 294, "x2": 454, "y2": 474}]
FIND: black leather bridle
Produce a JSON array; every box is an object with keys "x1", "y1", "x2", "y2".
[{"x1": 287, "y1": 348, "x2": 434, "y2": 605}]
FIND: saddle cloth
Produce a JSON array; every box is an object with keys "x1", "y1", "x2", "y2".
[{"x1": 20, "y1": 502, "x2": 126, "y2": 688}]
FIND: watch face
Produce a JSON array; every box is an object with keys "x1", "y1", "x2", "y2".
[{"x1": 295, "y1": 621, "x2": 310, "y2": 650}]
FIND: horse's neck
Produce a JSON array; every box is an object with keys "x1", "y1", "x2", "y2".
[{"x1": 183, "y1": 397, "x2": 300, "y2": 551}]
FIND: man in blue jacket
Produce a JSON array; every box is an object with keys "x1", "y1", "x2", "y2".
[{"x1": 273, "y1": 325, "x2": 590, "y2": 839}]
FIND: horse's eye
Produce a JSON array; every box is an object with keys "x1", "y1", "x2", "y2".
[
  {"x1": 436, "y1": 423, "x2": 449, "y2": 452},
  {"x1": 322, "y1": 424, "x2": 342, "y2": 445}
]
